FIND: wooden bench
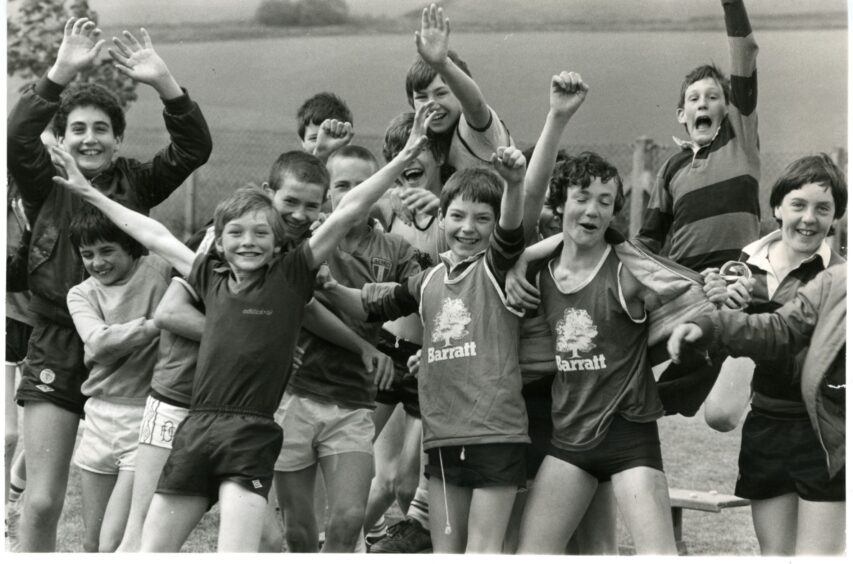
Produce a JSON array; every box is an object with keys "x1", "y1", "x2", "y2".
[{"x1": 668, "y1": 488, "x2": 750, "y2": 554}]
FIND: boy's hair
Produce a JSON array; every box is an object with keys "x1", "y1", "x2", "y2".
[
  {"x1": 548, "y1": 152, "x2": 625, "y2": 214},
  {"x1": 439, "y1": 167, "x2": 503, "y2": 219},
  {"x1": 213, "y1": 187, "x2": 287, "y2": 248},
  {"x1": 52, "y1": 83, "x2": 126, "y2": 139},
  {"x1": 296, "y1": 92, "x2": 353, "y2": 140},
  {"x1": 267, "y1": 151, "x2": 330, "y2": 195},
  {"x1": 769, "y1": 153, "x2": 848, "y2": 226},
  {"x1": 520, "y1": 144, "x2": 570, "y2": 167},
  {"x1": 405, "y1": 50, "x2": 471, "y2": 108},
  {"x1": 677, "y1": 64, "x2": 730, "y2": 109},
  {"x1": 69, "y1": 203, "x2": 145, "y2": 259},
  {"x1": 327, "y1": 144, "x2": 379, "y2": 171},
  {"x1": 382, "y1": 111, "x2": 441, "y2": 164}
]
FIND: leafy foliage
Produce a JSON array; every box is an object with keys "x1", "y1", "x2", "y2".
[
  {"x1": 255, "y1": 0, "x2": 350, "y2": 27},
  {"x1": 7, "y1": 0, "x2": 138, "y2": 109}
]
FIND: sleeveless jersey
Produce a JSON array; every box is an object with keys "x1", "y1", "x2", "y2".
[
  {"x1": 540, "y1": 247, "x2": 664, "y2": 451},
  {"x1": 417, "y1": 255, "x2": 528, "y2": 449}
]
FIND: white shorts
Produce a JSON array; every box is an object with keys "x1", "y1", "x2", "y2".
[
  {"x1": 74, "y1": 397, "x2": 144, "y2": 474},
  {"x1": 274, "y1": 392, "x2": 374, "y2": 472},
  {"x1": 138, "y1": 395, "x2": 189, "y2": 450}
]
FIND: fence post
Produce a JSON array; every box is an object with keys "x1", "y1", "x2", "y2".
[
  {"x1": 183, "y1": 170, "x2": 197, "y2": 240},
  {"x1": 629, "y1": 136, "x2": 657, "y2": 237},
  {"x1": 828, "y1": 147, "x2": 847, "y2": 257}
]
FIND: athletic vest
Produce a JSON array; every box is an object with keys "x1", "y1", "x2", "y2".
[
  {"x1": 417, "y1": 256, "x2": 528, "y2": 449},
  {"x1": 540, "y1": 247, "x2": 663, "y2": 451}
]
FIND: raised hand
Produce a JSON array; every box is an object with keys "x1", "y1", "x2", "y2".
[
  {"x1": 50, "y1": 146, "x2": 95, "y2": 197},
  {"x1": 550, "y1": 71, "x2": 589, "y2": 120},
  {"x1": 415, "y1": 3, "x2": 450, "y2": 67},
  {"x1": 399, "y1": 102, "x2": 437, "y2": 161},
  {"x1": 667, "y1": 323, "x2": 705, "y2": 364},
  {"x1": 49, "y1": 18, "x2": 105, "y2": 85},
  {"x1": 314, "y1": 118, "x2": 354, "y2": 159},
  {"x1": 492, "y1": 146, "x2": 527, "y2": 187},
  {"x1": 109, "y1": 29, "x2": 182, "y2": 98}
]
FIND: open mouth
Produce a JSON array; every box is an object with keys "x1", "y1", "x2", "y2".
[
  {"x1": 694, "y1": 116, "x2": 713, "y2": 130},
  {"x1": 796, "y1": 229, "x2": 817, "y2": 237},
  {"x1": 402, "y1": 169, "x2": 425, "y2": 184},
  {"x1": 579, "y1": 222, "x2": 598, "y2": 232},
  {"x1": 455, "y1": 236, "x2": 478, "y2": 245}
]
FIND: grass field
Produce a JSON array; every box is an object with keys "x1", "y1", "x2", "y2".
[{"x1": 40, "y1": 399, "x2": 757, "y2": 555}]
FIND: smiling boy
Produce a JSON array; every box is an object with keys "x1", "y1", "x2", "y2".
[{"x1": 406, "y1": 3, "x2": 513, "y2": 174}]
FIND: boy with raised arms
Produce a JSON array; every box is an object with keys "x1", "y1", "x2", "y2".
[
  {"x1": 47, "y1": 102, "x2": 434, "y2": 552},
  {"x1": 7, "y1": 18, "x2": 211, "y2": 551}
]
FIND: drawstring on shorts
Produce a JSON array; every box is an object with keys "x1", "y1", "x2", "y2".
[{"x1": 438, "y1": 447, "x2": 452, "y2": 535}]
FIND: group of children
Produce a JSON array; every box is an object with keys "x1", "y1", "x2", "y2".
[{"x1": 5, "y1": 0, "x2": 846, "y2": 555}]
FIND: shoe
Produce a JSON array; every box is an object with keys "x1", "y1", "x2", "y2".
[
  {"x1": 365, "y1": 530, "x2": 386, "y2": 548},
  {"x1": 368, "y1": 518, "x2": 432, "y2": 553}
]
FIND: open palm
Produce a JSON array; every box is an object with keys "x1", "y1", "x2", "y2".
[
  {"x1": 109, "y1": 29, "x2": 170, "y2": 85},
  {"x1": 415, "y1": 4, "x2": 450, "y2": 65}
]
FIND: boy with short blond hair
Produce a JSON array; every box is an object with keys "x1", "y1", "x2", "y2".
[{"x1": 48, "y1": 102, "x2": 435, "y2": 552}]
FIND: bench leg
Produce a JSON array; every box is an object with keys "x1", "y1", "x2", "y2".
[{"x1": 671, "y1": 506, "x2": 687, "y2": 554}]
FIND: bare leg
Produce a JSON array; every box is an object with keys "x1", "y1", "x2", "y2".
[
  {"x1": 363, "y1": 403, "x2": 404, "y2": 531},
  {"x1": 258, "y1": 490, "x2": 283, "y2": 552},
  {"x1": 428, "y1": 476, "x2": 471, "y2": 553},
  {"x1": 611, "y1": 466, "x2": 677, "y2": 554},
  {"x1": 116, "y1": 444, "x2": 171, "y2": 552},
  {"x1": 751, "y1": 493, "x2": 798, "y2": 555},
  {"x1": 275, "y1": 465, "x2": 319, "y2": 552},
  {"x1": 217, "y1": 481, "x2": 267, "y2": 552},
  {"x1": 796, "y1": 499, "x2": 845, "y2": 555},
  {"x1": 319, "y1": 452, "x2": 374, "y2": 552},
  {"x1": 5, "y1": 364, "x2": 20, "y2": 504},
  {"x1": 98, "y1": 469, "x2": 135, "y2": 551},
  {"x1": 18, "y1": 402, "x2": 80, "y2": 552},
  {"x1": 140, "y1": 493, "x2": 207, "y2": 552},
  {"x1": 572, "y1": 481, "x2": 618, "y2": 554},
  {"x1": 465, "y1": 485, "x2": 517, "y2": 553},
  {"x1": 517, "y1": 455, "x2": 597, "y2": 554},
  {"x1": 79, "y1": 469, "x2": 118, "y2": 552}
]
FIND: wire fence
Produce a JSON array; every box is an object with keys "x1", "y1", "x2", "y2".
[{"x1": 128, "y1": 126, "x2": 845, "y2": 256}]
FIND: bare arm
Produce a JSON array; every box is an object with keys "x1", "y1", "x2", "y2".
[
  {"x1": 153, "y1": 278, "x2": 204, "y2": 341},
  {"x1": 415, "y1": 4, "x2": 490, "y2": 128},
  {"x1": 522, "y1": 72, "x2": 589, "y2": 243},
  {"x1": 50, "y1": 146, "x2": 195, "y2": 276}
]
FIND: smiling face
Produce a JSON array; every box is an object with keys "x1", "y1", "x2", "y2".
[
  {"x1": 775, "y1": 182, "x2": 836, "y2": 259},
  {"x1": 396, "y1": 149, "x2": 444, "y2": 195},
  {"x1": 60, "y1": 106, "x2": 121, "y2": 178},
  {"x1": 327, "y1": 155, "x2": 376, "y2": 211},
  {"x1": 79, "y1": 241, "x2": 136, "y2": 286},
  {"x1": 677, "y1": 77, "x2": 728, "y2": 147},
  {"x1": 267, "y1": 173, "x2": 325, "y2": 241},
  {"x1": 412, "y1": 76, "x2": 461, "y2": 134},
  {"x1": 561, "y1": 178, "x2": 618, "y2": 249},
  {"x1": 440, "y1": 196, "x2": 496, "y2": 261},
  {"x1": 215, "y1": 210, "x2": 279, "y2": 280}
]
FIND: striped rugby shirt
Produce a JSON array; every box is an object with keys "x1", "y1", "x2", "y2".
[{"x1": 636, "y1": 0, "x2": 760, "y2": 272}]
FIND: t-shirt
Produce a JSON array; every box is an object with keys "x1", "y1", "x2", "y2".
[
  {"x1": 67, "y1": 254, "x2": 172, "y2": 404},
  {"x1": 540, "y1": 247, "x2": 664, "y2": 450},
  {"x1": 288, "y1": 226, "x2": 421, "y2": 409},
  {"x1": 189, "y1": 242, "x2": 316, "y2": 416},
  {"x1": 447, "y1": 106, "x2": 514, "y2": 173}
]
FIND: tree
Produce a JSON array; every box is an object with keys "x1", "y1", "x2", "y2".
[
  {"x1": 255, "y1": 0, "x2": 349, "y2": 27},
  {"x1": 432, "y1": 297, "x2": 472, "y2": 348},
  {"x1": 556, "y1": 308, "x2": 598, "y2": 359},
  {"x1": 7, "y1": 0, "x2": 138, "y2": 109}
]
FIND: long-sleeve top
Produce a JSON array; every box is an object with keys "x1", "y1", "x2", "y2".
[
  {"x1": 7, "y1": 75, "x2": 212, "y2": 325},
  {"x1": 67, "y1": 255, "x2": 172, "y2": 404},
  {"x1": 635, "y1": 0, "x2": 760, "y2": 272}
]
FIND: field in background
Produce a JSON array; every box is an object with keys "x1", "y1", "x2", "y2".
[{"x1": 47, "y1": 405, "x2": 757, "y2": 554}]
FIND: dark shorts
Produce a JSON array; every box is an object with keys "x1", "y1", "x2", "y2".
[
  {"x1": 522, "y1": 376, "x2": 554, "y2": 480},
  {"x1": 548, "y1": 416, "x2": 663, "y2": 482},
  {"x1": 736, "y1": 408, "x2": 845, "y2": 502},
  {"x1": 424, "y1": 442, "x2": 527, "y2": 489},
  {"x1": 156, "y1": 410, "x2": 283, "y2": 507},
  {"x1": 6, "y1": 317, "x2": 33, "y2": 364},
  {"x1": 15, "y1": 316, "x2": 87, "y2": 415},
  {"x1": 374, "y1": 330, "x2": 421, "y2": 418}
]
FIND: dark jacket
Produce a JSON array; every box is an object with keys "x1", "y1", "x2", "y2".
[
  {"x1": 7, "y1": 76, "x2": 212, "y2": 325},
  {"x1": 694, "y1": 265, "x2": 846, "y2": 478}
]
